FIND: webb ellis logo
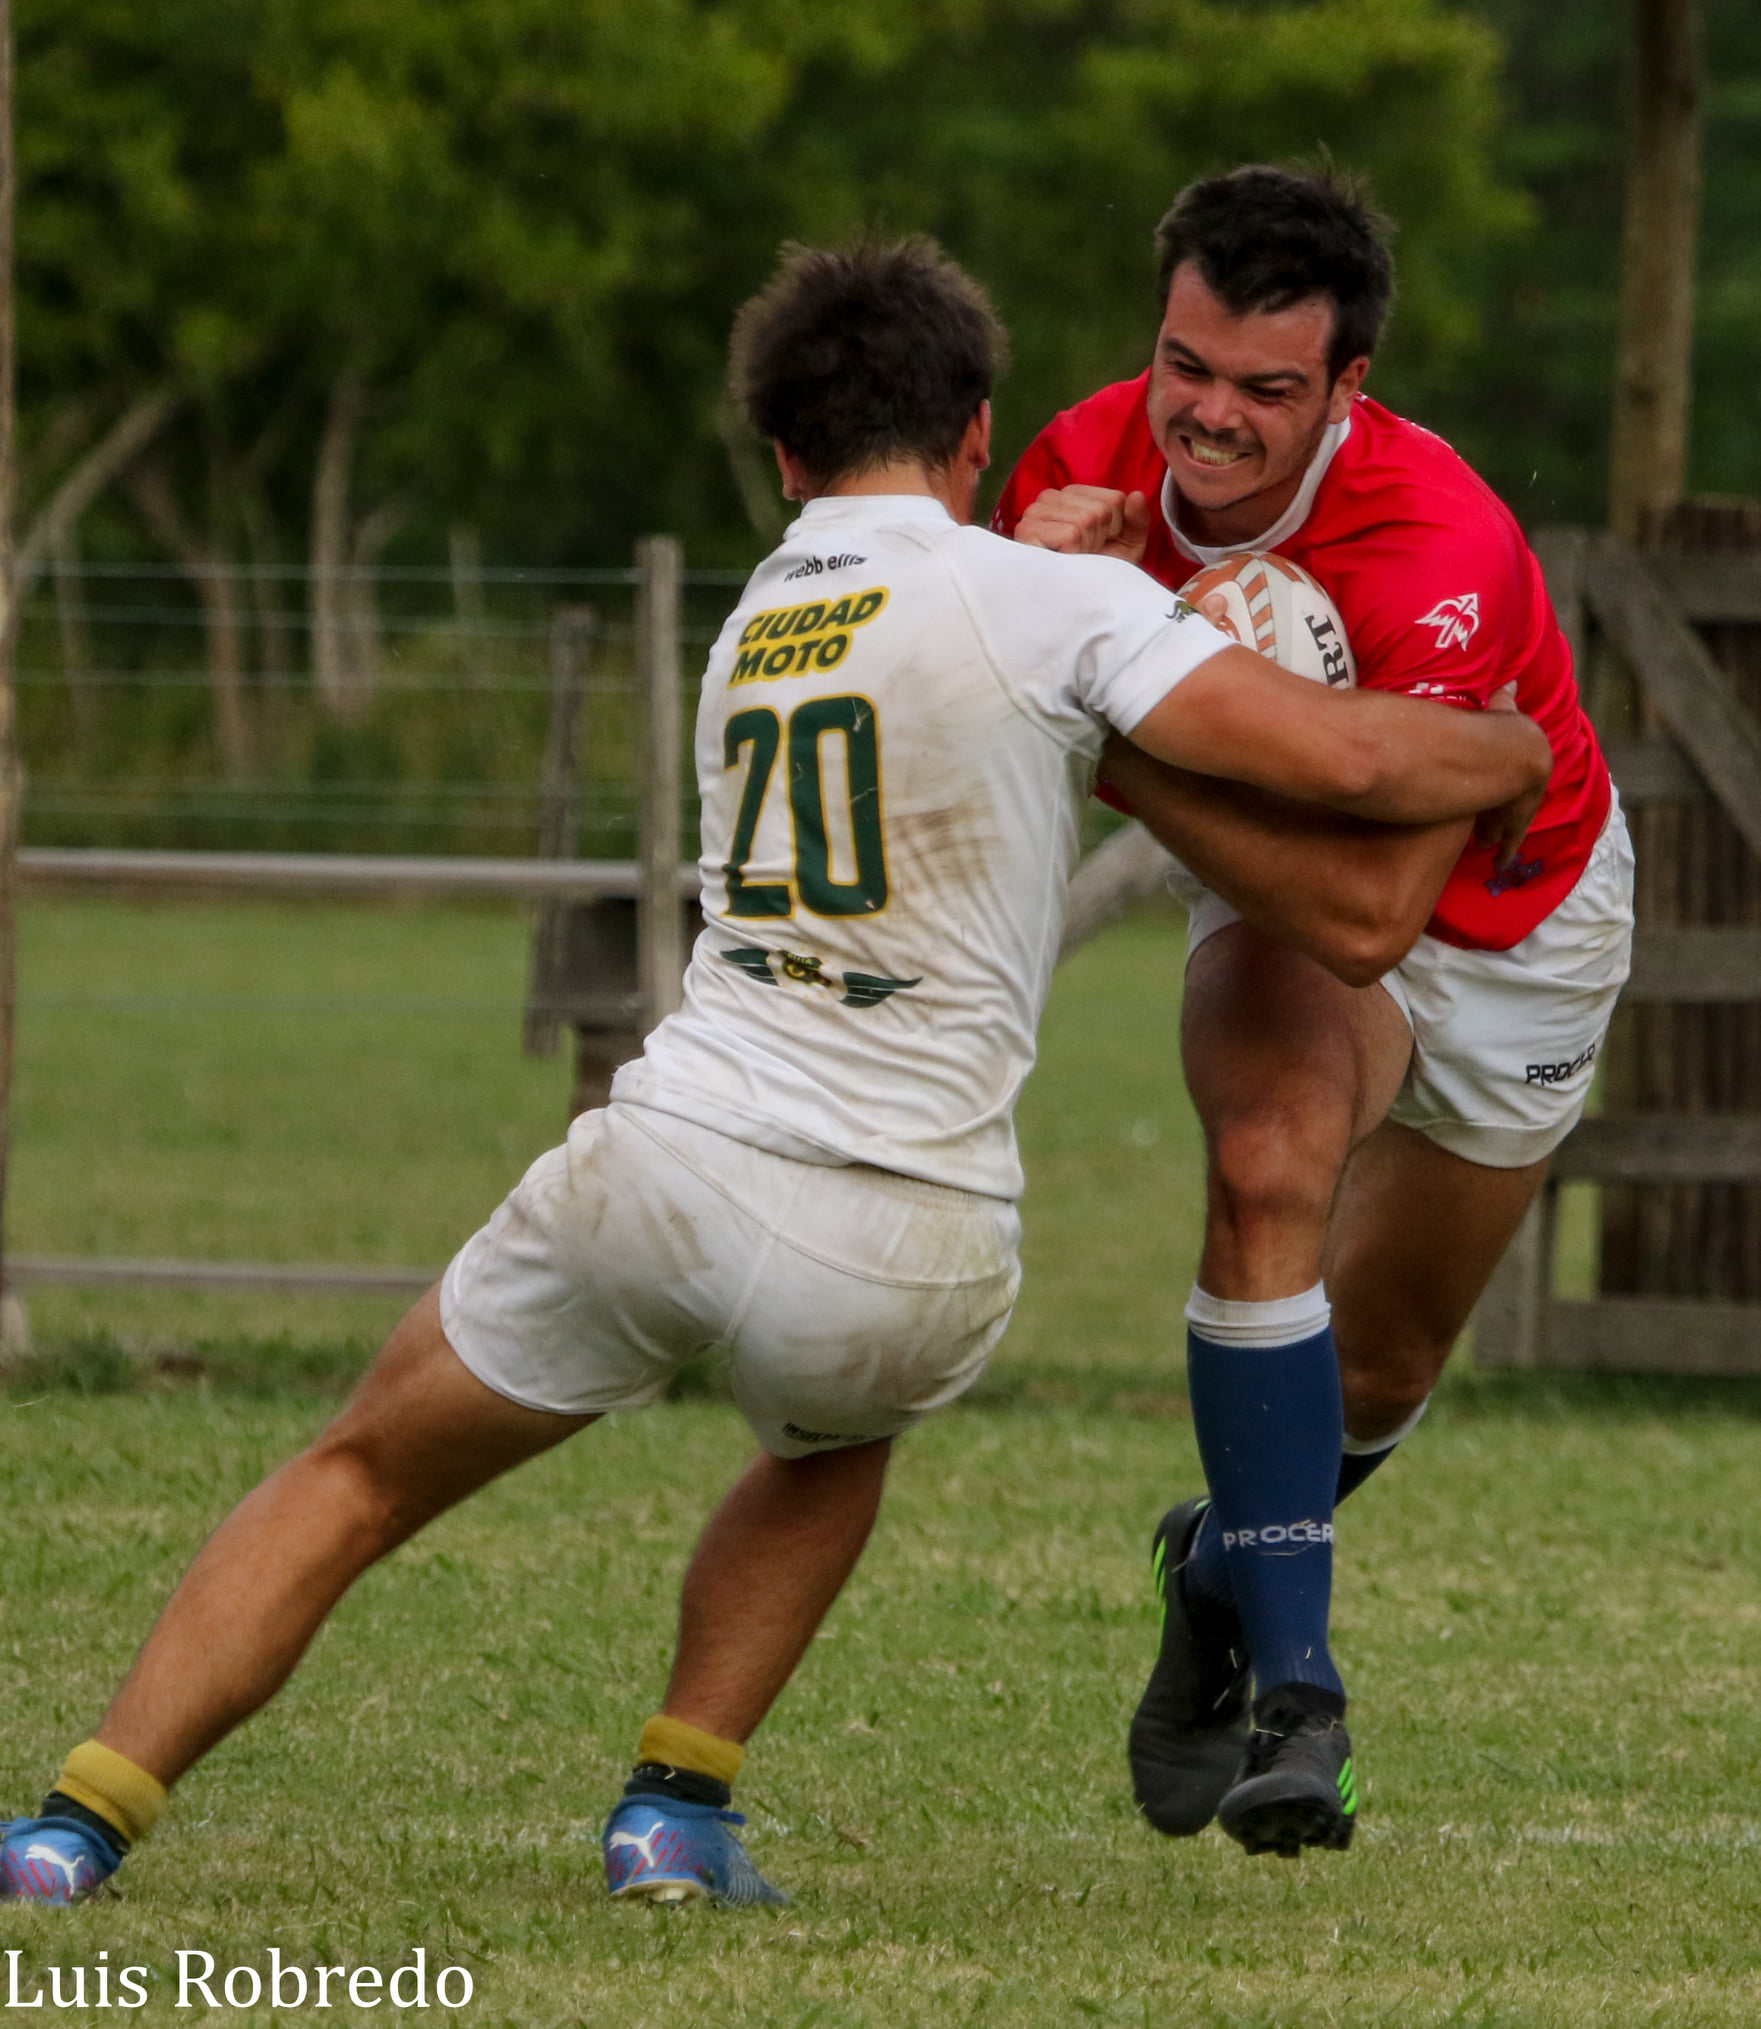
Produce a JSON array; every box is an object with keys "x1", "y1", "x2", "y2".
[{"x1": 731, "y1": 589, "x2": 888, "y2": 683}]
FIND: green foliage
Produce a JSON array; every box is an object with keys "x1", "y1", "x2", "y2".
[
  {"x1": 17, "y1": 0, "x2": 1523, "y2": 574},
  {"x1": 759, "y1": 0, "x2": 1522, "y2": 507},
  {"x1": 17, "y1": 0, "x2": 1761, "y2": 636},
  {"x1": 12, "y1": 0, "x2": 1547, "y2": 842},
  {"x1": 1420, "y1": 1, "x2": 1761, "y2": 526}
]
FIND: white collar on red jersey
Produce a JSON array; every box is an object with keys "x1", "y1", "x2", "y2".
[{"x1": 1161, "y1": 410, "x2": 1352, "y2": 568}]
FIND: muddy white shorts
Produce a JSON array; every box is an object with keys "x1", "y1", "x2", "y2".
[
  {"x1": 1180, "y1": 797, "x2": 1635, "y2": 1169},
  {"x1": 440, "y1": 1102, "x2": 1021, "y2": 1456}
]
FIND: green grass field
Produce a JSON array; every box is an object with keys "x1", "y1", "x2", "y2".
[{"x1": 3, "y1": 898, "x2": 1759, "y2": 2027}]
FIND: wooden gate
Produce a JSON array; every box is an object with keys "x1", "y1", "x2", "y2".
[{"x1": 1475, "y1": 504, "x2": 1761, "y2": 1374}]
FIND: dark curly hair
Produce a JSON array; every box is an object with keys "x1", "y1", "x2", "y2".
[
  {"x1": 1154, "y1": 165, "x2": 1395, "y2": 381},
  {"x1": 731, "y1": 239, "x2": 1008, "y2": 488}
]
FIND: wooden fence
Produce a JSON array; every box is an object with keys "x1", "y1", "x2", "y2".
[
  {"x1": 8, "y1": 539, "x2": 698, "y2": 1300},
  {"x1": 1476, "y1": 506, "x2": 1761, "y2": 1373},
  {"x1": 34, "y1": 516, "x2": 1758, "y2": 1364}
]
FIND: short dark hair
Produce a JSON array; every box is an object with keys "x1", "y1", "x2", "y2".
[
  {"x1": 1153, "y1": 165, "x2": 1395, "y2": 381},
  {"x1": 731, "y1": 239, "x2": 1007, "y2": 488}
]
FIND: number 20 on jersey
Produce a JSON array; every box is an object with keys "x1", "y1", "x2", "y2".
[{"x1": 723, "y1": 695, "x2": 888, "y2": 919}]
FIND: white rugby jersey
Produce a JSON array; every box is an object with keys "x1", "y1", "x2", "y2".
[{"x1": 613, "y1": 493, "x2": 1232, "y2": 1198}]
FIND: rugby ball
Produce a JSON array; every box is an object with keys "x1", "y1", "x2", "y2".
[{"x1": 1179, "y1": 552, "x2": 1356, "y2": 688}]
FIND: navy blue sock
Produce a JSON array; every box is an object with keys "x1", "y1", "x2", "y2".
[
  {"x1": 1184, "y1": 1286, "x2": 1344, "y2": 1703},
  {"x1": 1186, "y1": 1401, "x2": 1427, "y2": 1614},
  {"x1": 1335, "y1": 1430, "x2": 1407, "y2": 1503}
]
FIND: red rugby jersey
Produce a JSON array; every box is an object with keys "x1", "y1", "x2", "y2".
[{"x1": 993, "y1": 374, "x2": 1610, "y2": 951}]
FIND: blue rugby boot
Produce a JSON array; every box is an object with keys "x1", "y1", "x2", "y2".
[
  {"x1": 1127, "y1": 1498, "x2": 1251, "y2": 1836},
  {"x1": 0, "y1": 1816, "x2": 123, "y2": 1902},
  {"x1": 603, "y1": 1795, "x2": 787, "y2": 1908}
]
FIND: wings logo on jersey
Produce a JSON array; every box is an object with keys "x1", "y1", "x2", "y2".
[
  {"x1": 731, "y1": 589, "x2": 890, "y2": 684},
  {"x1": 720, "y1": 943, "x2": 920, "y2": 1009},
  {"x1": 1416, "y1": 592, "x2": 1481, "y2": 652}
]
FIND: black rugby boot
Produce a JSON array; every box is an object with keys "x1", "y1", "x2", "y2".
[
  {"x1": 1216, "y1": 1688, "x2": 1357, "y2": 1859},
  {"x1": 1127, "y1": 1498, "x2": 1251, "y2": 1836}
]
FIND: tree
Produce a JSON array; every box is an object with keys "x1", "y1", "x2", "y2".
[
  {"x1": 1609, "y1": 0, "x2": 1703, "y2": 543},
  {"x1": 10, "y1": 0, "x2": 1529, "y2": 766},
  {"x1": 18, "y1": 0, "x2": 285, "y2": 760},
  {"x1": 1420, "y1": 0, "x2": 1760, "y2": 528}
]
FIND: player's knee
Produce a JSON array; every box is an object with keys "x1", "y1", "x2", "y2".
[
  {"x1": 1336, "y1": 1336, "x2": 1446, "y2": 1434},
  {"x1": 298, "y1": 1427, "x2": 438, "y2": 1559},
  {"x1": 1206, "y1": 1113, "x2": 1342, "y2": 1230},
  {"x1": 1346, "y1": 1366, "x2": 1431, "y2": 1429}
]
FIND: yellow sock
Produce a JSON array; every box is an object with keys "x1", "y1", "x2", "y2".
[
  {"x1": 53, "y1": 1741, "x2": 167, "y2": 1848},
  {"x1": 635, "y1": 1715, "x2": 745, "y2": 1788}
]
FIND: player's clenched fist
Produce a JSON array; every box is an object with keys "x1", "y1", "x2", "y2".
[{"x1": 1013, "y1": 485, "x2": 1152, "y2": 565}]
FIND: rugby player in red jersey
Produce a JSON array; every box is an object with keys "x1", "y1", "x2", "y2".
[{"x1": 995, "y1": 165, "x2": 1633, "y2": 1857}]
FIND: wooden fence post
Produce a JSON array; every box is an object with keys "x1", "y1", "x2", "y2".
[
  {"x1": 0, "y1": 0, "x2": 24, "y2": 1355},
  {"x1": 635, "y1": 535, "x2": 685, "y2": 1031},
  {"x1": 1603, "y1": 503, "x2": 1761, "y2": 1302},
  {"x1": 1609, "y1": 0, "x2": 1704, "y2": 544},
  {"x1": 524, "y1": 606, "x2": 596, "y2": 1057}
]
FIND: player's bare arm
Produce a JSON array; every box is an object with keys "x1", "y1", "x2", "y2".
[
  {"x1": 1015, "y1": 483, "x2": 1151, "y2": 563},
  {"x1": 1098, "y1": 733, "x2": 1468, "y2": 986},
  {"x1": 991, "y1": 166, "x2": 1635, "y2": 1866},
  {"x1": 994, "y1": 444, "x2": 1546, "y2": 845},
  {"x1": 1469, "y1": 681, "x2": 1549, "y2": 867},
  {"x1": 1127, "y1": 644, "x2": 1553, "y2": 840}
]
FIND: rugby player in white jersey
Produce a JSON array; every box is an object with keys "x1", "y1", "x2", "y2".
[{"x1": 0, "y1": 240, "x2": 1550, "y2": 1909}]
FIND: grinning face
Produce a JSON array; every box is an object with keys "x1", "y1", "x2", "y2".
[{"x1": 1145, "y1": 259, "x2": 1368, "y2": 548}]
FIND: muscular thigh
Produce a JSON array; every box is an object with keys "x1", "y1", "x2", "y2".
[
  {"x1": 1182, "y1": 923, "x2": 1412, "y2": 1156},
  {"x1": 312, "y1": 1286, "x2": 596, "y2": 1521}
]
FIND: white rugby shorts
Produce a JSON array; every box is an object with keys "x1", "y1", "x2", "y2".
[
  {"x1": 1180, "y1": 798, "x2": 1635, "y2": 1169},
  {"x1": 440, "y1": 1102, "x2": 1021, "y2": 1457}
]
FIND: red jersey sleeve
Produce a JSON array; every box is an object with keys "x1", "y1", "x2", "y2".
[
  {"x1": 991, "y1": 428, "x2": 1075, "y2": 539},
  {"x1": 1334, "y1": 513, "x2": 1529, "y2": 713}
]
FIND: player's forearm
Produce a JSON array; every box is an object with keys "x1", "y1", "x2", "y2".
[
  {"x1": 1130, "y1": 651, "x2": 1552, "y2": 827},
  {"x1": 1318, "y1": 691, "x2": 1552, "y2": 825},
  {"x1": 1100, "y1": 738, "x2": 1468, "y2": 985}
]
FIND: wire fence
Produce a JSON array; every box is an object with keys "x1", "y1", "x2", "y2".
[
  {"x1": 3, "y1": 537, "x2": 1137, "y2": 1324},
  {"x1": 7, "y1": 890, "x2": 573, "y2": 1319},
  {"x1": 17, "y1": 550, "x2": 749, "y2": 859},
  {"x1": 3, "y1": 543, "x2": 739, "y2": 1315}
]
